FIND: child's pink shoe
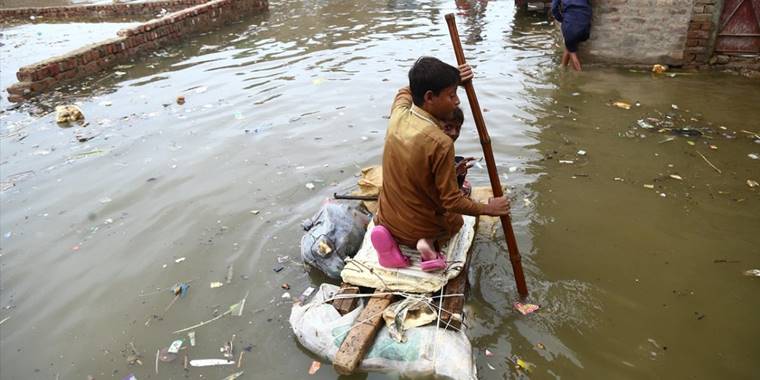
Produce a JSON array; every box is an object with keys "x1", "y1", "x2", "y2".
[
  {"x1": 371, "y1": 225, "x2": 410, "y2": 268},
  {"x1": 420, "y1": 253, "x2": 446, "y2": 272}
]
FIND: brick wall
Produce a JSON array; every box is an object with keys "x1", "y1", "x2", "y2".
[
  {"x1": 6, "y1": 0, "x2": 268, "y2": 102},
  {"x1": 683, "y1": 0, "x2": 722, "y2": 66},
  {"x1": 577, "y1": 0, "x2": 696, "y2": 66},
  {"x1": 0, "y1": 0, "x2": 210, "y2": 24}
]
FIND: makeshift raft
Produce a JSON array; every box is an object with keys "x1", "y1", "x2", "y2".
[{"x1": 290, "y1": 187, "x2": 494, "y2": 379}]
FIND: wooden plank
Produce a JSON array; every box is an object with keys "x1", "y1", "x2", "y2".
[
  {"x1": 333, "y1": 290, "x2": 393, "y2": 375},
  {"x1": 438, "y1": 187, "x2": 489, "y2": 329},
  {"x1": 438, "y1": 237, "x2": 473, "y2": 330},
  {"x1": 331, "y1": 284, "x2": 360, "y2": 316}
]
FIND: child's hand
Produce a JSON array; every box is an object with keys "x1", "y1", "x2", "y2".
[
  {"x1": 455, "y1": 157, "x2": 476, "y2": 176},
  {"x1": 459, "y1": 64, "x2": 473, "y2": 83}
]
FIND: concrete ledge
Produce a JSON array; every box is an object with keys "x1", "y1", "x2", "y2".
[{"x1": 6, "y1": 0, "x2": 268, "y2": 103}]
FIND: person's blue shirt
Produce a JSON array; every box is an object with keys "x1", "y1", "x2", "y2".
[{"x1": 551, "y1": 0, "x2": 592, "y2": 25}]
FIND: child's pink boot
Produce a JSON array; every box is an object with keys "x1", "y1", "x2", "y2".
[{"x1": 371, "y1": 225, "x2": 410, "y2": 268}]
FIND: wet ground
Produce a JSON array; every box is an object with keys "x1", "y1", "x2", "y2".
[{"x1": 1, "y1": 0, "x2": 759, "y2": 379}]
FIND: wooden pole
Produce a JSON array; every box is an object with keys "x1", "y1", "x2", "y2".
[{"x1": 445, "y1": 13, "x2": 529, "y2": 299}]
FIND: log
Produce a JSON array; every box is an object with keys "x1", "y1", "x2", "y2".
[{"x1": 333, "y1": 290, "x2": 393, "y2": 375}]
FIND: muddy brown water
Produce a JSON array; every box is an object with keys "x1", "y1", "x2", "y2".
[{"x1": 1, "y1": 1, "x2": 759, "y2": 379}]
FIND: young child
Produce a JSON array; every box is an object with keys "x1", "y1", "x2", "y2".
[
  {"x1": 442, "y1": 107, "x2": 474, "y2": 197},
  {"x1": 371, "y1": 57, "x2": 509, "y2": 272},
  {"x1": 551, "y1": 0, "x2": 592, "y2": 71}
]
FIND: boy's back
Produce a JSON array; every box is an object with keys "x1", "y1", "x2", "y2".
[{"x1": 376, "y1": 87, "x2": 484, "y2": 247}]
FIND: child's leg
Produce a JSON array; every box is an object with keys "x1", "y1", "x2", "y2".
[
  {"x1": 569, "y1": 52, "x2": 582, "y2": 71},
  {"x1": 416, "y1": 238, "x2": 438, "y2": 261},
  {"x1": 561, "y1": 50, "x2": 570, "y2": 67}
]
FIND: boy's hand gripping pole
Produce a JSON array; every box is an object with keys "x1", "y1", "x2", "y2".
[{"x1": 445, "y1": 13, "x2": 529, "y2": 299}]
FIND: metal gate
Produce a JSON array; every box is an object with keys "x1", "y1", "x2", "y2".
[{"x1": 714, "y1": 0, "x2": 760, "y2": 54}]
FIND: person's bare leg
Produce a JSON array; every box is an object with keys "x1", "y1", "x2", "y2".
[
  {"x1": 416, "y1": 238, "x2": 438, "y2": 261},
  {"x1": 561, "y1": 50, "x2": 570, "y2": 68},
  {"x1": 570, "y1": 52, "x2": 582, "y2": 71}
]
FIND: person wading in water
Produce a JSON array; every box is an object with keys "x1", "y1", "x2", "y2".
[{"x1": 552, "y1": 0, "x2": 592, "y2": 71}]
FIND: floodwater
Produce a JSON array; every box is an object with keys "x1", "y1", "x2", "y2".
[{"x1": 1, "y1": 0, "x2": 758, "y2": 379}]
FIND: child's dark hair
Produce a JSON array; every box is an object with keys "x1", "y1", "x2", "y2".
[
  {"x1": 408, "y1": 57, "x2": 460, "y2": 107},
  {"x1": 449, "y1": 107, "x2": 464, "y2": 125}
]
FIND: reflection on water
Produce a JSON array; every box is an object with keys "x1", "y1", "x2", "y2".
[{"x1": 1, "y1": 0, "x2": 759, "y2": 379}]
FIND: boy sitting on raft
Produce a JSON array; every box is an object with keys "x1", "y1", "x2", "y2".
[
  {"x1": 372, "y1": 57, "x2": 510, "y2": 272},
  {"x1": 443, "y1": 107, "x2": 475, "y2": 197}
]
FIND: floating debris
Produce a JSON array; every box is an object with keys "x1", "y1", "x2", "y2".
[
  {"x1": 226, "y1": 264, "x2": 234, "y2": 284},
  {"x1": 697, "y1": 152, "x2": 722, "y2": 174},
  {"x1": 669, "y1": 174, "x2": 683, "y2": 181},
  {"x1": 188, "y1": 331, "x2": 196, "y2": 347},
  {"x1": 743, "y1": 269, "x2": 760, "y2": 277},
  {"x1": 485, "y1": 349, "x2": 494, "y2": 357},
  {"x1": 173, "y1": 293, "x2": 248, "y2": 334},
  {"x1": 559, "y1": 160, "x2": 574, "y2": 164},
  {"x1": 250, "y1": 209, "x2": 261, "y2": 215},
  {"x1": 305, "y1": 182, "x2": 315, "y2": 190},
  {"x1": 637, "y1": 120, "x2": 655, "y2": 129},
  {"x1": 613, "y1": 101, "x2": 631, "y2": 110},
  {"x1": 55, "y1": 105, "x2": 84, "y2": 124},
  {"x1": 614, "y1": 177, "x2": 625, "y2": 182},
  {"x1": 167, "y1": 340, "x2": 183, "y2": 354},
  {"x1": 158, "y1": 347, "x2": 177, "y2": 363},
  {"x1": 176, "y1": 96, "x2": 185, "y2": 105},
  {"x1": 577, "y1": 150, "x2": 587, "y2": 156},
  {"x1": 514, "y1": 302, "x2": 540, "y2": 315},
  {"x1": 749, "y1": 153, "x2": 759, "y2": 160},
  {"x1": 308, "y1": 361, "x2": 321, "y2": 375},
  {"x1": 747, "y1": 179, "x2": 759, "y2": 188},
  {"x1": 643, "y1": 184, "x2": 655, "y2": 189},
  {"x1": 222, "y1": 371, "x2": 244, "y2": 380},
  {"x1": 512, "y1": 356, "x2": 535, "y2": 372},
  {"x1": 652, "y1": 64, "x2": 668, "y2": 74},
  {"x1": 189, "y1": 359, "x2": 234, "y2": 367},
  {"x1": 299, "y1": 286, "x2": 315, "y2": 303},
  {"x1": 174, "y1": 257, "x2": 186, "y2": 263},
  {"x1": 210, "y1": 282, "x2": 224, "y2": 288},
  {"x1": 671, "y1": 104, "x2": 679, "y2": 110}
]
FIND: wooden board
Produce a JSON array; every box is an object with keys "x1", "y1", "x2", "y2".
[
  {"x1": 438, "y1": 187, "x2": 489, "y2": 329},
  {"x1": 333, "y1": 290, "x2": 393, "y2": 375},
  {"x1": 438, "y1": 222, "x2": 476, "y2": 330},
  {"x1": 331, "y1": 284, "x2": 360, "y2": 315}
]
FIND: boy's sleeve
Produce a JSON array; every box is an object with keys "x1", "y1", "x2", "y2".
[
  {"x1": 551, "y1": 0, "x2": 563, "y2": 22},
  {"x1": 390, "y1": 86, "x2": 413, "y2": 114},
  {"x1": 432, "y1": 141, "x2": 486, "y2": 216}
]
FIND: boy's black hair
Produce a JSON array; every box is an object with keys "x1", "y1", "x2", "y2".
[
  {"x1": 408, "y1": 57, "x2": 460, "y2": 107},
  {"x1": 449, "y1": 107, "x2": 464, "y2": 125}
]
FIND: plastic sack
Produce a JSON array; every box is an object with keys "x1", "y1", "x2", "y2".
[
  {"x1": 354, "y1": 165, "x2": 382, "y2": 214},
  {"x1": 290, "y1": 284, "x2": 477, "y2": 380},
  {"x1": 300, "y1": 201, "x2": 370, "y2": 279}
]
